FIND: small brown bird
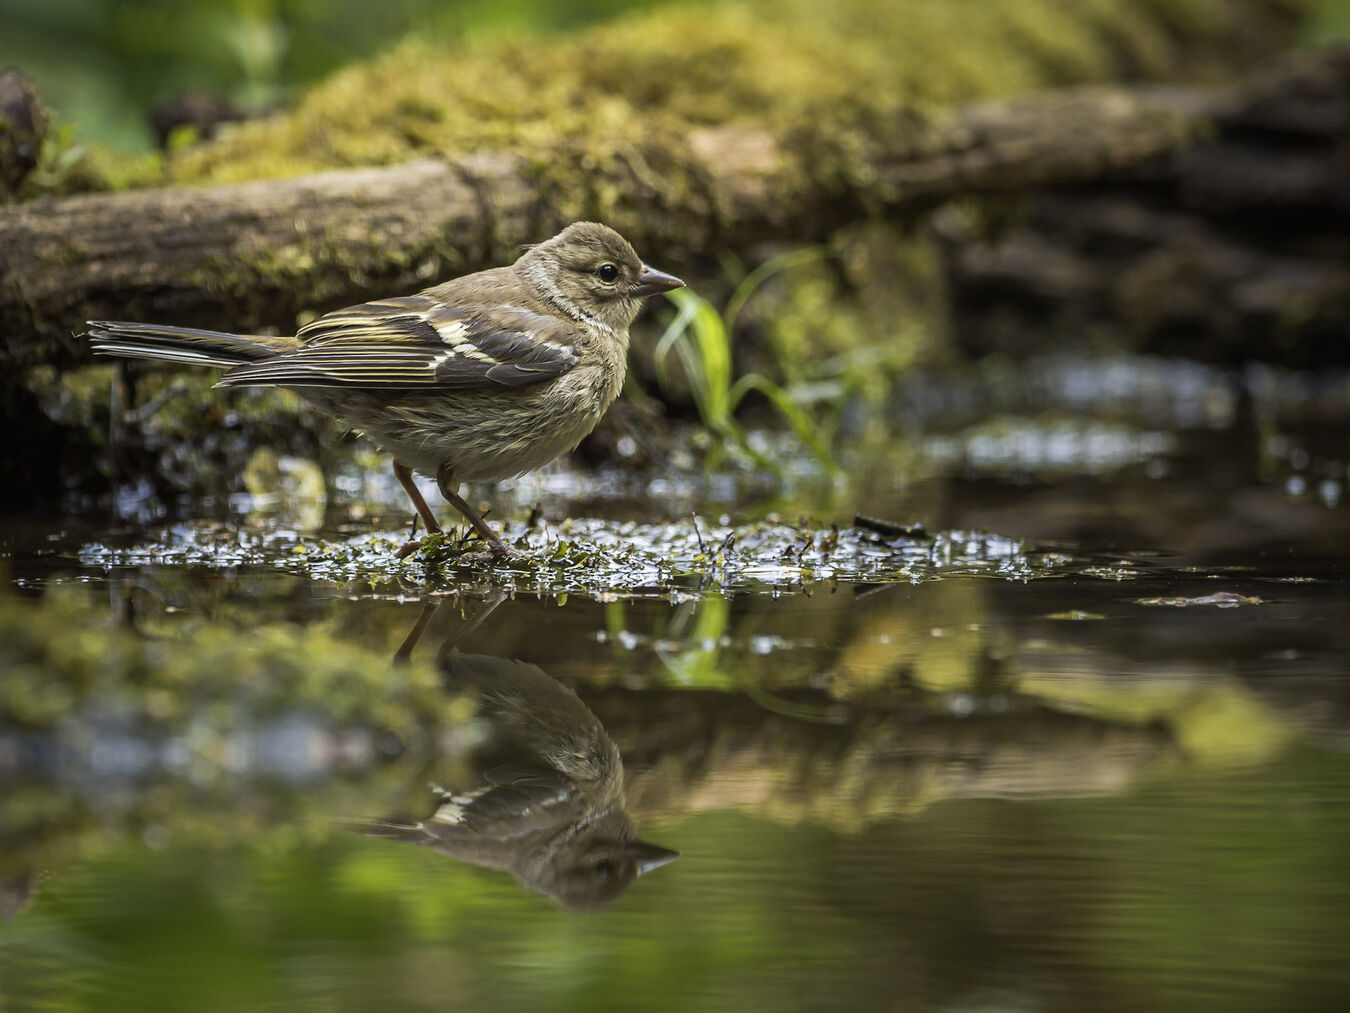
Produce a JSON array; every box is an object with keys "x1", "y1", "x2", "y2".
[{"x1": 87, "y1": 222, "x2": 684, "y2": 554}]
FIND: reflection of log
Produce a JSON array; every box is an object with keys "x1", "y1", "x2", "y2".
[
  {"x1": 1, "y1": 87, "x2": 1191, "y2": 366},
  {"x1": 583, "y1": 690, "x2": 1178, "y2": 827}
]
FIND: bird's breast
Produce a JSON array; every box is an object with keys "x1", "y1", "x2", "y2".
[{"x1": 322, "y1": 346, "x2": 627, "y2": 483}]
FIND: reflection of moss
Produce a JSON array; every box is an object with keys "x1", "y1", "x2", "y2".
[
  {"x1": 0, "y1": 584, "x2": 464, "y2": 879},
  {"x1": 0, "y1": 584, "x2": 468, "y2": 882},
  {"x1": 0, "y1": 585, "x2": 443, "y2": 736},
  {"x1": 611, "y1": 693, "x2": 1182, "y2": 831},
  {"x1": 1015, "y1": 667, "x2": 1292, "y2": 766},
  {"x1": 830, "y1": 580, "x2": 997, "y2": 698}
]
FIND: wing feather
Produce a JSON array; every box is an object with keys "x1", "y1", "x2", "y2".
[{"x1": 215, "y1": 294, "x2": 582, "y2": 390}]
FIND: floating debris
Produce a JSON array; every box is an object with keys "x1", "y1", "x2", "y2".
[
  {"x1": 853, "y1": 515, "x2": 930, "y2": 539},
  {"x1": 79, "y1": 517, "x2": 1079, "y2": 599}
]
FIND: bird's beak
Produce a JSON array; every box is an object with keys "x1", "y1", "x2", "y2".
[
  {"x1": 631, "y1": 265, "x2": 685, "y2": 298},
  {"x1": 629, "y1": 841, "x2": 681, "y2": 876}
]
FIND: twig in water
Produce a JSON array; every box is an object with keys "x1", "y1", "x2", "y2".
[
  {"x1": 854, "y1": 515, "x2": 930, "y2": 540},
  {"x1": 691, "y1": 513, "x2": 708, "y2": 556}
]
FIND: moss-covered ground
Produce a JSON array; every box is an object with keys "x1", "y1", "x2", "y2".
[{"x1": 67, "y1": 0, "x2": 1309, "y2": 197}]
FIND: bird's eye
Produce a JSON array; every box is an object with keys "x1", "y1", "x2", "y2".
[
  {"x1": 597, "y1": 263, "x2": 619, "y2": 283},
  {"x1": 594, "y1": 861, "x2": 614, "y2": 879}
]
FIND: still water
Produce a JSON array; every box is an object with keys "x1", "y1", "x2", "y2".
[{"x1": 3, "y1": 355, "x2": 1349, "y2": 1011}]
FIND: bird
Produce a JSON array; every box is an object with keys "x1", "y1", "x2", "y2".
[
  {"x1": 359, "y1": 605, "x2": 678, "y2": 910},
  {"x1": 86, "y1": 222, "x2": 685, "y2": 555}
]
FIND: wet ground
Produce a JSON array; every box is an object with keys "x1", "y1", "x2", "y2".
[{"x1": 3, "y1": 353, "x2": 1349, "y2": 1011}]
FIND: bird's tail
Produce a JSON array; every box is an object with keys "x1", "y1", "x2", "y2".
[
  {"x1": 342, "y1": 818, "x2": 431, "y2": 843},
  {"x1": 87, "y1": 320, "x2": 299, "y2": 370}
]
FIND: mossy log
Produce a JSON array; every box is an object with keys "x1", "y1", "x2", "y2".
[{"x1": 0, "y1": 86, "x2": 1191, "y2": 368}]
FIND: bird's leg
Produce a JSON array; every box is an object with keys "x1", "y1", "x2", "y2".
[
  {"x1": 437, "y1": 465, "x2": 510, "y2": 556},
  {"x1": 393, "y1": 461, "x2": 443, "y2": 533},
  {"x1": 393, "y1": 460, "x2": 443, "y2": 558},
  {"x1": 454, "y1": 591, "x2": 507, "y2": 641},
  {"x1": 393, "y1": 600, "x2": 441, "y2": 665}
]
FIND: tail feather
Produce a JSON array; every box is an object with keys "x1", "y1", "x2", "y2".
[
  {"x1": 86, "y1": 321, "x2": 297, "y2": 369},
  {"x1": 342, "y1": 818, "x2": 432, "y2": 843}
]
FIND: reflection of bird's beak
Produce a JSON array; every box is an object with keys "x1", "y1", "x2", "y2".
[
  {"x1": 631, "y1": 265, "x2": 685, "y2": 298},
  {"x1": 630, "y1": 841, "x2": 681, "y2": 876}
]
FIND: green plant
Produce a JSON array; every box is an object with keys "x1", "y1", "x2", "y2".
[{"x1": 653, "y1": 248, "x2": 840, "y2": 477}]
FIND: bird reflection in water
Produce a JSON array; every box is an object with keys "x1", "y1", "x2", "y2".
[{"x1": 356, "y1": 598, "x2": 678, "y2": 910}]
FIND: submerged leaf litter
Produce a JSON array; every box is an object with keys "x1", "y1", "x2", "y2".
[{"x1": 77, "y1": 516, "x2": 1125, "y2": 598}]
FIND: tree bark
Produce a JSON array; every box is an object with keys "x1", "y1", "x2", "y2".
[{"x1": 1, "y1": 86, "x2": 1192, "y2": 368}]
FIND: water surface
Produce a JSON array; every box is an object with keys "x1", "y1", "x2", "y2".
[{"x1": 3, "y1": 354, "x2": 1349, "y2": 1011}]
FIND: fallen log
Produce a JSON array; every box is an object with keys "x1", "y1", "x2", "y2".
[{"x1": 0, "y1": 87, "x2": 1192, "y2": 368}]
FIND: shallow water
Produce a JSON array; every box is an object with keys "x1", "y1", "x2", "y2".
[{"x1": 3, "y1": 355, "x2": 1349, "y2": 1011}]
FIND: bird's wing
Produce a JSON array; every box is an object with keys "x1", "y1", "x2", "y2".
[
  {"x1": 421, "y1": 767, "x2": 577, "y2": 835},
  {"x1": 214, "y1": 294, "x2": 581, "y2": 390},
  {"x1": 347, "y1": 766, "x2": 578, "y2": 846}
]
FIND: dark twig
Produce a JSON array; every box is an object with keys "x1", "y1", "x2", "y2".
[
  {"x1": 691, "y1": 513, "x2": 708, "y2": 556},
  {"x1": 854, "y1": 515, "x2": 930, "y2": 540}
]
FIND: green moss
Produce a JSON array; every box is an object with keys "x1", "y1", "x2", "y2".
[{"x1": 82, "y1": 0, "x2": 1309, "y2": 196}]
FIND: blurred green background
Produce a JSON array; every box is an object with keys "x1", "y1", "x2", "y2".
[
  {"x1": 0, "y1": 0, "x2": 659, "y2": 152},
  {"x1": 2, "y1": 0, "x2": 1347, "y2": 154}
]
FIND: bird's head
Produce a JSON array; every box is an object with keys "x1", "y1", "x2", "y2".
[
  {"x1": 532, "y1": 834, "x2": 681, "y2": 911},
  {"x1": 518, "y1": 221, "x2": 684, "y2": 334}
]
